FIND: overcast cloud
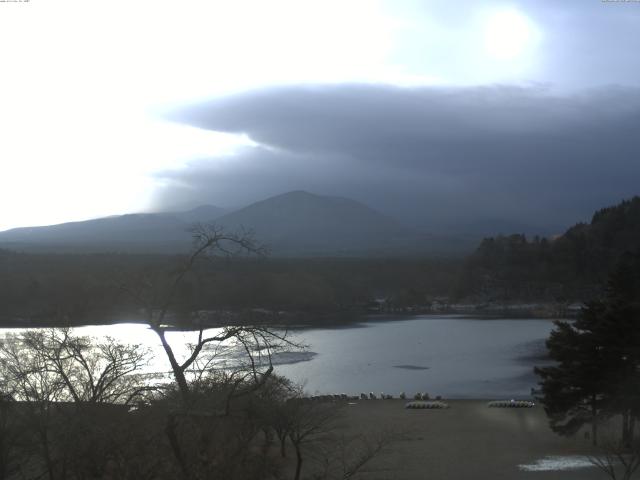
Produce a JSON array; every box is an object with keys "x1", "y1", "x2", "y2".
[
  {"x1": 2, "y1": 1, "x2": 639, "y2": 232},
  {"x1": 152, "y1": 84, "x2": 640, "y2": 232}
]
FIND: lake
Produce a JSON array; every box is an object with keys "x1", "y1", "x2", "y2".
[{"x1": 0, "y1": 315, "x2": 556, "y2": 399}]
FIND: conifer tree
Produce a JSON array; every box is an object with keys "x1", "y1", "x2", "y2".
[{"x1": 536, "y1": 252, "x2": 640, "y2": 446}]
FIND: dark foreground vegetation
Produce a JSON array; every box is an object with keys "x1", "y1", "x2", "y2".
[
  {"x1": 535, "y1": 252, "x2": 640, "y2": 479},
  {"x1": 0, "y1": 328, "x2": 394, "y2": 480},
  {"x1": 0, "y1": 227, "x2": 396, "y2": 480}
]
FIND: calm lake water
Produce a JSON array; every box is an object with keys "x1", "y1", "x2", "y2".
[
  {"x1": 277, "y1": 315, "x2": 555, "y2": 398},
  {"x1": 0, "y1": 315, "x2": 556, "y2": 399}
]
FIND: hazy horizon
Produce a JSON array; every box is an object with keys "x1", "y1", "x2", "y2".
[{"x1": 0, "y1": 187, "x2": 617, "y2": 237}]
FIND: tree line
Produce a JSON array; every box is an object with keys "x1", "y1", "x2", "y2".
[
  {"x1": 0, "y1": 248, "x2": 462, "y2": 327},
  {"x1": 459, "y1": 196, "x2": 640, "y2": 302},
  {"x1": 3, "y1": 197, "x2": 640, "y2": 326}
]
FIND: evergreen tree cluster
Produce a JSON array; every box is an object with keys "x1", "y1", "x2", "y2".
[
  {"x1": 535, "y1": 252, "x2": 640, "y2": 445},
  {"x1": 461, "y1": 196, "x2": 640, "y2": 301}
]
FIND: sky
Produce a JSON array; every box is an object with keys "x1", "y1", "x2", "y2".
[{"x1": 1, "y1": 0, "x2": 639, "y2": 232}]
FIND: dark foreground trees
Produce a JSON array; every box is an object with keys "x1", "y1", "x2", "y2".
[
  {"x1": 118, "y1": 224, "x2": 293, "y2": 400},
  {"x1": 588, "y1": 436, "x2": 640, "y2": 480},
  {"x1": 536, "y1": 252, "x2": 640, "y2": 447},
  {"x1": 0, "y1": 225, "x2": 393, "y2": 479},
  {"x1": 0, "y1": 329, "x2": 391, "y2": 480},
  {"x1": 0, "y1": 329, "x2": 153, "y2": 480},
  {"x1": 116, "y1": 224, "x2": 304, "y2": 478},
  {"x1": 1, "y1": 328, "x2": 151, "y2": 404}
]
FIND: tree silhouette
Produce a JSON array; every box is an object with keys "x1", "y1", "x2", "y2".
[{"x1": 536, "y1": 252, "x2": 640, "y2": 445}]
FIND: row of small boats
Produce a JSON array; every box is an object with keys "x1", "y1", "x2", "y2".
[
  {"x1": 290, "y1": 394, "x2": 535, "y2": 409},
  {"x1": 406, "y1": 399, "x2": 536, "y2": 409}
]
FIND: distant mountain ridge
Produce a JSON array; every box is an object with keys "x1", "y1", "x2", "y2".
[
  {"x1": 173, "y1": 205, "x2": 228, "y2": 224},
  {"x1": 3, "y1": 190, "x2": 555, "y2": 256},
  {"x1": 0, "y1": 205, "x2": 227, "y2": 253},
  {"x1": 0, "y1": 191, "x2": 433, "y2": 256}
]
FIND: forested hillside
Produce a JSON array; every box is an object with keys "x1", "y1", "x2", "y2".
[{"x1": 459, "y1": 197, "x2": 640, "y2": 302}]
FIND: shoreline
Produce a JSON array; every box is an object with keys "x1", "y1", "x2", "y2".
[
  {"x1": 334, "y1": 399, "x2": 604, "y2": 480},
  {"x1": 0, "y1": 304, "x2": 578, "y2": 330}
]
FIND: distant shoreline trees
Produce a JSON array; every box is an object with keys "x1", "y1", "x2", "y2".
[{"x1": 462, "y1": 196, "x2": 640, "y2": 302}]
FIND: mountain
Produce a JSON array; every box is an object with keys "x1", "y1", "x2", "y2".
[
  {"x1": 0, "y1": 191, "x2": 481, "y2": 256},
  {"x1": 0, "y1": 205, "x2": 226, "y2": 253},
  {"x1": 213, "y1": 190, "x2": 414, "y2": 255},
  {"x1": 174, "y1": 205, "x2": 228, "y2": 224},
  {"x1": 0, "y1": 192, "x2": 421, "y2": 255}
]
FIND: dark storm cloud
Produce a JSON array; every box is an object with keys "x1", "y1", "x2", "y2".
[{"x1": 156, "y1": 84, "x2": 640, "y2": 232}]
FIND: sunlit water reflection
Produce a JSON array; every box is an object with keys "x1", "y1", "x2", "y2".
[{"x1": 1, "y1": 315, "x2": 555, "y2": 398}]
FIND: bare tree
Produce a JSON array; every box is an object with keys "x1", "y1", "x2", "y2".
[
  {"x1": 117, "y1": 224, "x2": 306, "y2": 480},
  {"x1": 312, "y1": 430, "x2": 398, "y2": 480},
  {"x1": 589, "y1": 437, "x2": 640, "y2": 480},
  {"x1": 1, "y1": 333, "x2": 67, "y2": 480},
  {"x1": 272, "y1": 397, "x2": 398, "y2": 480},
  {"x1": 119, "y1": 224, "x2": 293, "y2": 401},
  {"x1": 285, "y1": 400, "x2": 341, "y2": 480},
  {"x1": 15, "y1": 328, "x2": 151, "y2": 404},
  {"x1": 0, "y1": 329, "x2": 151, "y2": 480},
  {"x1": 0, "y1": 333, "x2": 66, "y2": 404},
  {"x1": 0, "y1": 394, "x2": 21, "y2": 480}
]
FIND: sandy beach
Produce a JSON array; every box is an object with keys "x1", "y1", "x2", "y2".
[{"x1": 329, "y1": 399, "x2": 606, "y2": 480}]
